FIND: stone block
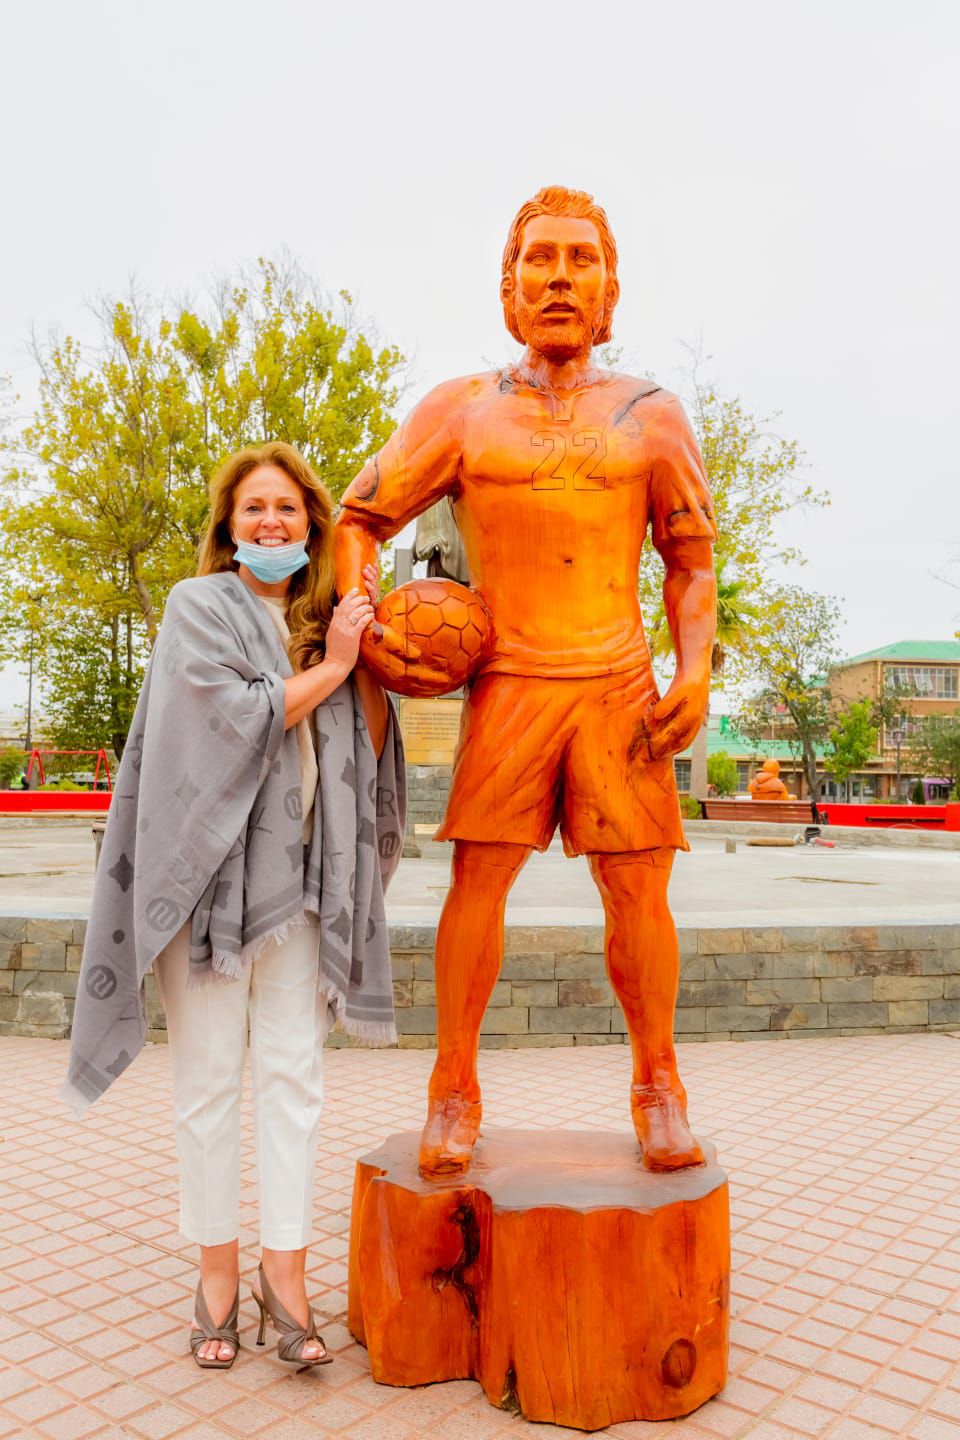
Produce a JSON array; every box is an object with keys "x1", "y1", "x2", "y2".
[
  {"x1": 921, "y1": 949, "x2": 960, "y2": 976},
  {"x1": 772, "y1": 951, "x2": 850, "y2": 979},
  {"x1": 25, "y1": 918, "x2": 75, "y2": 943},
  {"x1": 19, "y1": 993, "x2": 69, "y2": 1027},
  {"x1": 770, "y1": 1003, "x2": 828, "y2": 1031},
  {"x1": 573, "y1": 1034, "x2": 627, "y2": 1046},
  {"x1": 852, "y1": 951, "x2": 921, "y2": 976},
  {"x1": 945, "y1": 976, "x2": 960, "y2": 999},
  {"x1": 877, "y1": 925, "x2": 958, "y2": 951},
  {"x1": 66, "y1": 944, "x2": 84, "y2": 972},
  {"x1": 505, "y1": 926, "x2": 603, "y2": 956},
  {"x1": 395, "y1": 1006, "x2": 438, "y2": 1036},
  {"x1": 510, "y1": 981, "x2": 558, "y2": 1007},
  {"x1": 530, "y1": 1005, "x2": 610, "y2": 1035},
  {"x1": 0, "y1": 995, "x2": 18, "y2": 1021},
  {"x1": 480, "y1": 1006, "x2": 529, "y2": 1035},
  {"x1": 706, "y1": 953, "x2": 772, "y2": 980},
  {"x1": 821, "y1": 926, "x2": 879, "y2": 952},
  {"x1": 873, "y1": 975, "x2": 943, "y2": 1001},
  {"x1": 827, "y1": 1002, "x2": 888, "y2": 1028},
  {"x1": 553, "y1": 954, "x2": 607, "y2": 981},
  {"x1": 678, "y1": 979, "x2": 746, "y2": 1008},
  {"x1": 674, "y1": 1007, "x2": 706, "y2": 1034},
  {"x1": 412, "y1": 980, "x2": 436, "y2": 1006},
  {"x1": 677, "y1": 930, "x2": 698, "y2": 959},
  {"x1": 390, "y1": 954, "x2": 414, "y2": 981},
  {"x1": 389, "y1": 926, "x2": 437, "y2": 951},
  {"x1": 781, "y1": 926, "x2": 838, "y2": 952},
  {"x1": 820, "y1": 977, "x2": 873, "y2": 1003},
  {"x1": 501, "y1": 954, "x2": 558, "y2": 981},
  {"x1": 679, "y1": 954, "x2": 706, "y2": 982},
  {"x1": 742, "y1": 927, "x2": 784, "y2": 953},
  {"x1": 19, "y1": 943, "x2": 66, "y2": 973},
  {"x1": 0, "y1": 917, "x2": 26, "y2": 942},
  {"x1": 72, "y1": 920, "x2": 88, "y2": 943},
  {"x1": 746, "y1": 978, "x2": 820, "y2": 1005},
  {"x1": 500, "y1": 1033, "x2": 574, "y2": 1049},
  {"x1": 929, "y1": 1000, "x2": 960, "y2": 1026},
  {"x1": 558, "y1": 979, "x2": 612, "y2": 1007},
  {"x1": 698, "y1": 928, "x2": 744, "y2": 955},
  {"x1": 16, "y1": 971, "x2": 77, "y2": 997},
  {"x1": 392, "y1": 981, "x2": 413, "y2": 1009},
  {"x1": 0, "y1": 973, "x2": 12, "y2": 994},
  {"x1": 487, "y1": 981, "x2": 512, "y2": 1008},
  {"x1": 0, "y1": 941, "x2": 17, "y2": 969},
  {"x1": 397, "y1": 1034, "x2": 434, "y2": 1049},
  {"x1": 413, "y1": 954, "x2": 435, "y2": 981},
  {"x1": 888, "y1": 1001, "x2": 929, "y2": 1027},
  {"x1": 709, "y1": 1005, "x2": 771, "y2": 1033}
]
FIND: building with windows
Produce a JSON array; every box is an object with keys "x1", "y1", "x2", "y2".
[{"x1": 674, "y1": 640, "x2": 960, "y2": 799}]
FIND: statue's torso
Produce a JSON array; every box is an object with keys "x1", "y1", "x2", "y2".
[{"x1": 454, "y1": 372, "x2": 663, "y2": 678}]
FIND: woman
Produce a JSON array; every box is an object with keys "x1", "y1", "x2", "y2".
[{"x1": 64, "y1": 441, "x2": 406, "y2": 1371}]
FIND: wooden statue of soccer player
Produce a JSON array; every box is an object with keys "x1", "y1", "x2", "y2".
[{"x1": 336, "y1": 186, "x2": 718, "y2": 1179}]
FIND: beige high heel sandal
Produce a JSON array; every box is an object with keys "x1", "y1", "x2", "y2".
[
  {"x1": 251, "y1": 1263, "x2": 332, "y2": 1368},
  {"x1": 190, "y1": 1280, "x2": 240, "y2": 1369}
]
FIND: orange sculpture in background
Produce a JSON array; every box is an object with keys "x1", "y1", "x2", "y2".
[
  {"x1": 335, "y1": 186, "x2": 718, "y2": 1179},
  {"x1": 749, "y1": 759, "x2": 791, "y2": 800}
]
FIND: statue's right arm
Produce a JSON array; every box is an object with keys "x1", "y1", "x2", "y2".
[{"x1": 334, "y1": 379, "x2": 466, "y2": 599}]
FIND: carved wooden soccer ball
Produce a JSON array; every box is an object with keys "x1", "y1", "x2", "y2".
[{"x1": 362, "y1": 579, "x2": 495, "y2": 698}]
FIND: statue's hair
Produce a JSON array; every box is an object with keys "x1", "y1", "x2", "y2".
[
  {"x1": 196, "y1": 440, "x2": 335, "y2": 673},
  {"x1": 501, "y1": 185, "x2": 619, "y2": 345}
]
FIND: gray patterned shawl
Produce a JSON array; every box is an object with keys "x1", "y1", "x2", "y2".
[{"x1": 62, "y1": 572, "x2": 405, "y2": 1114}]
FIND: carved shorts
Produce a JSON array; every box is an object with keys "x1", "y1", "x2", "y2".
[{"x1": 435, "y1": 669, "x2": 688, "y2": 856}]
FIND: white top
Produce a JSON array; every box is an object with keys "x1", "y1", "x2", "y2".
[{"x1": 259, "y1": 596, "x2": 319, "y2": 843}]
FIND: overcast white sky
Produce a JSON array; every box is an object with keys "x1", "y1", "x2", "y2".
[{"x1": 2, "y1": 0, "x2": 959, "y2": 712}]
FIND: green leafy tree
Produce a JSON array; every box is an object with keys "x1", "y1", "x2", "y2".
[
  {"x1": 909, "y1": 716, "x2": 960, "y2": 793},
  {"x1": 706, "y1": 750, "x2": 738, "y2": 796},
  {"x1": 0, "y1": 748, "x2": 25, "y2": 789},
  {"x1": 643, "y1": 357, "x2": 827, "y2": 689},
  {"x1": 0, "y1": 259, "x2": 405, "y2": 756},
  {"x1": 911, "y1": 778, "x2": 926, "y2": 805},
  {"x1": 733, "y1": 586, "x2": 840, "y2": 803},
  {"x1": 825, "y1": 699, "x2": 878, "y2": 801}
]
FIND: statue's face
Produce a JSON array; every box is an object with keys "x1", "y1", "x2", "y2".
[{"x1": 505, "y1": 215, "x2": 611, "y2": 361}]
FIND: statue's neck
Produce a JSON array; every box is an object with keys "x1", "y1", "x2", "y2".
[{"x1": 514, "y1": 347, "x2": 601, "y2": 393}]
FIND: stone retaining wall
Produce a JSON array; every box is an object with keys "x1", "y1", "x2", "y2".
[
  {"x1": 2, "y1": 915, "x2": 958, "y2": 1046},
  {"x1": 404, "y1": 764, "x2": 452, "y2": 840}
]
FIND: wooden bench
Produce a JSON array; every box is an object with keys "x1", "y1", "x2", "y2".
[{"x1": 701, "y1": 799, "x2": 818, "y2": 825}]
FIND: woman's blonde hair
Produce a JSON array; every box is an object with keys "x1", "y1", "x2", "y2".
[{"x1": 197, "y1": 441, "x2": 335, "y2": 672}]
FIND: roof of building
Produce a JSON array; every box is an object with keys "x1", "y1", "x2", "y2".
[
  {"x1": 836, "y1": 640, "x2": 960, "y2": 667},
  {"x1": 676, "y1": 714, "x2": 828, "y2": 762}
]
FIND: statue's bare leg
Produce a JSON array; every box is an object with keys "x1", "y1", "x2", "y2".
[
  {"x1": 419, "y1": 839, "x2": 532, "y2": 1178},
  {"x1": 588, "y1": 849, "x2": 704, "y2": 1171}
]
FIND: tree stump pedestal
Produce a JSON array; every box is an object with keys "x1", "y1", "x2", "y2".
[{"x1": 348, "y1": 1128, "x2": 729, "y2": 1431}]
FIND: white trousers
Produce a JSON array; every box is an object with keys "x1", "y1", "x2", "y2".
[{"x1": 153, "y1": 917, "x2": 325, "y2": 1250}]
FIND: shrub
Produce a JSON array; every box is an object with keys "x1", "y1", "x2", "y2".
[
  {"x1": 911, "y1": 779, "x2": 926, "y2": 805},
  {"x1": 680, "y1": 795, "x2": 703, "y2": 820},
  {"x1": 707, "y1": 750, "x2": 738, "y2": 797},
  {"x1": 0, "y1": 748, "x2": 26, "y2": 789}
]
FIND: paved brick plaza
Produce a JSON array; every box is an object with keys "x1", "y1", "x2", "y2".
[{"x1": 2, "y1": 1033, "x2": 960, "y2": 1439}]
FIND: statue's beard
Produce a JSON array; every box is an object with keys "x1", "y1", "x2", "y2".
[{"x1": 515, "y1": 299, "x2": 593, "y2": 361}]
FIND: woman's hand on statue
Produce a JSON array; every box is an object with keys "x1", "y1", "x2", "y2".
[
  {"x1": 640, "y1": 670, "x2": 710, "y2": 761},
  {"x1": 325, "y1": 588, "x2": 376, "y2": 671}
]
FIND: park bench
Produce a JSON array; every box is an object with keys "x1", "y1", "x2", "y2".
[{"x1": 701, "y1": 799, "x2": 818, "y2": 825}]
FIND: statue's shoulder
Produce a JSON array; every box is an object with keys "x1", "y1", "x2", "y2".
[{"x1": 409, "y1": 372, "x2": 499, "y2": 423}]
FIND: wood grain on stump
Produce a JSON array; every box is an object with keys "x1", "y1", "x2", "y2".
[{"x1": 348, "y1": 1128, "x2": 729, "y2": 1431}]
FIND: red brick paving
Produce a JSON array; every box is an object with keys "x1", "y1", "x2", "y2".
[{"x1": 1, "y1": 1032, "x2": 960, "y2": 1437}]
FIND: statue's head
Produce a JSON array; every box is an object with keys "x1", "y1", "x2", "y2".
[
  {"x1": 761, "y1": 760, "x2": 781, "y2": 776},
  {"x1": 500, "y1": 186, "x2": 620, "y2": 361}
]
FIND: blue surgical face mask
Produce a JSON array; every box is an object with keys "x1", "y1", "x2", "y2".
[{"x1": 233, "y1": 536, "x2": 310, "y2": 583}]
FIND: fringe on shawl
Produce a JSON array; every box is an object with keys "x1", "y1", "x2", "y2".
[{"x1": 185, "y1": 906, "x2": 399, "y2": 1046}]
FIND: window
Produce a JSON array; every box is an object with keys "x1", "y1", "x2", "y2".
[
  {"x1": 736, "y1": 762, "x2": 750, "y2": 794},
  {"x1": 674, "y1": 759, "x2": 691, "y2": 792},
  {"x1": 885, "y1": 665, "x2": 958, "y2": 699}
]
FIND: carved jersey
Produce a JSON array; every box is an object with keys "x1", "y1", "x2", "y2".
[{"x1": 340, "y1": 369, "x2": 717, "y2": 679}]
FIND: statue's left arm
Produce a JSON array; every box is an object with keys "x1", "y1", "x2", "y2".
[{"x1": 643, "y1": 397, "x2": 718, "y2": 760}]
